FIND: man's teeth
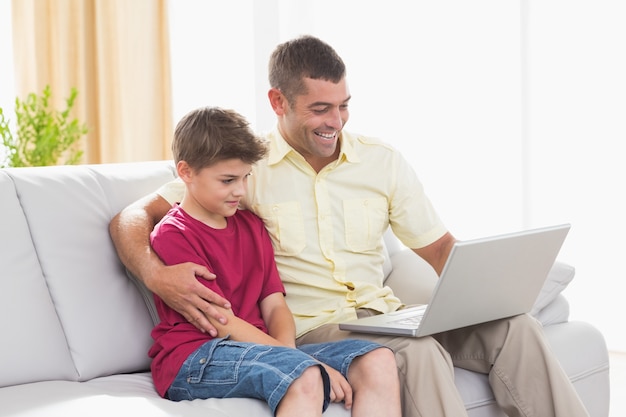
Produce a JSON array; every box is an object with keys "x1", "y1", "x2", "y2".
[{"x1": 317, "y1": 132, "x2": 335, "y2": 139}]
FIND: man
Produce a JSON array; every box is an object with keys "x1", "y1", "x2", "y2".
[{"x1": 110, "y1": 35, "x2": 589, "y2": 417}]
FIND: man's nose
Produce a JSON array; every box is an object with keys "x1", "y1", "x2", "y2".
[{"x1": 325, "y1": 108, "x2": 344, "y2": 130}]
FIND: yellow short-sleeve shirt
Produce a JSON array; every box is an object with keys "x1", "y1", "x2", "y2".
[{"x1": 158, "y1": 128, "x2": 447, "y2": 337}]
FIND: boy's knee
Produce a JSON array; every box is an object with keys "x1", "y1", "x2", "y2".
[
  {"x1": 355, "y1": 347, "x2": 398, "y2": 375},
  {"x1": 297, "y1": 365, "x2": 325, "y2": 389},
  {"x1": 373, "y1": 346, "x2": 397, "y2": 365}
]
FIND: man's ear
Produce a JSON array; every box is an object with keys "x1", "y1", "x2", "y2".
[
  {"x1": 176, "y1": 160, "x2": 193, "y2": 183},
  {"x1": 268, "y1": 88, "x2": 287, "y2": 115}
]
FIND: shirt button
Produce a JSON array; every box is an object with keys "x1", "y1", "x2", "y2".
[{"x1": 199, "y1": 358, "x2": 207, "y2": 364}]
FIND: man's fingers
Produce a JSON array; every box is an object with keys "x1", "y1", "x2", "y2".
[
  {"x1": 197, "y1": 284, "x2": 231, "y2": 310},
  {"x1": 184, "y1": 308, "x2": 217, "y2": 337},
  {"x1": 157, "y1": 262, "x2": 231, "y2": 335},
  {"x1": 185, "y1": 263, "x2": 231, "y2": 310},
  {"x1": 192, "y1": 264, "x2": 217, "y2": 280}
]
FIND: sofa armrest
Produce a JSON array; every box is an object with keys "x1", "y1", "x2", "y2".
[
  {"x1": 530, "y1": 261, "x2": 575, "y2": 316},
  {"x1": 534, "y1": 294, "x2": 570, "y2": 326}
]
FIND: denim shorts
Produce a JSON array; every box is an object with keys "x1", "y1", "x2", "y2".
[{"x1": 166, "y1": 337, "x2": 383, "y2": 414}]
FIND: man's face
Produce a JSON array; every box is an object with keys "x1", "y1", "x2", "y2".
[{"x1": 279, "y1": 77, "x2": 351, "y2": 168}]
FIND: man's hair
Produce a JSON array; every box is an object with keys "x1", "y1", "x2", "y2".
[
  {"x1": 268, "y1": 35, "x2": 346, "y2": 103},
  {"x1": 172, "y1": 107, "x2": 267, "y2": 170}
]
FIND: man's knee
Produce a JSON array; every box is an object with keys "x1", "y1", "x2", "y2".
[{"x1": 509, "y1": 313, "x2": 544, "y2": 335}]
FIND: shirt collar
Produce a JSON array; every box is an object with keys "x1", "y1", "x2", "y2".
[{"x1": 267, "y1": 127, "x2": 361, "y2": 166}]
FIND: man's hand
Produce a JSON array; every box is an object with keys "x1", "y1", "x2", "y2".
[
  {"x1": 109, "y1": 193, "x2": 231, "y2": 336},
  {"x1": 149, "y1": 262, "x2": 231, "y2": 336}
]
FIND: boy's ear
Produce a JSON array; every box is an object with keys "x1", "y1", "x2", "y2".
[{"x1": 176, "y1": 160, "x2": 193, "y2": 182}]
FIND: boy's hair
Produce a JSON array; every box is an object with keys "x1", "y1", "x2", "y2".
[
  {"x1": 268, "y1": 35, "x2": 346, "y2": 104},
  {"x1": 172, "y1": 107, "x2": 268, "y2": 170}
]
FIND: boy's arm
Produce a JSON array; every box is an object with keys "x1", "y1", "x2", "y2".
[
  {"x1": 109, "y1": 192, "x2": 230, "y2": 336},
  {"x1": 207, "y1": 293, "x2": 292, "y2": 347},
  {"x1": 258, "y1": 294, "x2": 356, "y2": 407},
  {"x1": 259, "y1": 293, "x2": 297, "y2": 348}
]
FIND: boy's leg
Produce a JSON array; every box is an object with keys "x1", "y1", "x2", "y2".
[
  {"x1": 298, "y1": 339, "x2": 396, "y2": 414},
  {"x1": 276, "y1": 366, "x2": 326, "y2": 417},
  {"x1": 167, "y1": 338, "x2": 330, "y2": 416},
  {"x1": 297, "y1": 320, "x2": 469, "y2": 417},
  {"x1": 434, "y1": 314, "x2": 590, "y2": 417},
  {"x1": 346, "y1": 346, "x2": 402, "y2": 417}
]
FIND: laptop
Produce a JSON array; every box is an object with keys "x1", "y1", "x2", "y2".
[{"x1": 338, "y1": 223, "x2": 571, "y2": 337}]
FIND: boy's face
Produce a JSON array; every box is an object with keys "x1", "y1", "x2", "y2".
[{"x1": 178, "y1": 158, "x2": 252, "y2": 227}]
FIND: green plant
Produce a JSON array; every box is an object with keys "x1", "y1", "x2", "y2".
[{"x1": 0, "y1": 85, "x2": 87, "y2": 168}]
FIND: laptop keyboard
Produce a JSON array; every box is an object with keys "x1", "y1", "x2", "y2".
[{"x1": 390, "y1": 313, "x2": 424, "y2": 327}]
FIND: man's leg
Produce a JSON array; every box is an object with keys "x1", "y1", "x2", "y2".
[
  {"x1": 434, "y1": 314, "x2": 589, "y2": 417},
  {"x1": 297, "y1": 314, "x2": 469, "y2": 417}
]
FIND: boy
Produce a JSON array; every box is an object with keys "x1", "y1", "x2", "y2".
[{"x1": 149, "y1": 106, "x2": 401, "y2": 417}]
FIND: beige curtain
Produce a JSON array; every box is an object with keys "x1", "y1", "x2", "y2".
[{"x1": 11, "y1": 0, "x2": 172, "y2": 163}]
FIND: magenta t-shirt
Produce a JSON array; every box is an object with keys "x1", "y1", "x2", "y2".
[{"x1": 149, "y1": 205, "x2": 285, "y2": 397}]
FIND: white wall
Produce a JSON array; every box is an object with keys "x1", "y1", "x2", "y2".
[
  {"x1": 168, "y1": 1, "x2": 258, "y2": 127},
  {"x1": 524, "y1": 0, "x2": 626, "y2": 351},
  {"x1": 170, "y1": 0, "x2": 525, "y2": 238}
]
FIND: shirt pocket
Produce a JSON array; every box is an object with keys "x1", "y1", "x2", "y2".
[
  {"x1": 343, "y1": 197, "x2": 388, "y2": 252},
  {"x1": 254, "y1": 201, "x2": 306, "y2": 256}
]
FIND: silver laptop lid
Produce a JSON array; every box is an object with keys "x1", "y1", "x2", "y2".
[{"x1": 415, "y1": 223, "x2": 571, "y2": 336}]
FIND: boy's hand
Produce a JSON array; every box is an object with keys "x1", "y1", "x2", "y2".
[{"x1": 321, "y1": 364, "x2": 354, "y2": 410}]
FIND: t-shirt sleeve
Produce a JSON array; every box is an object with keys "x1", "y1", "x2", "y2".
[{"x1": 150, "y1": 221, "x2": 225, "y2": 298}]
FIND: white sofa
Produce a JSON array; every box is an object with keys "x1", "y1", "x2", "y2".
[{"x1": 0, "y1": 160, "x2": 610, "y2": 417}]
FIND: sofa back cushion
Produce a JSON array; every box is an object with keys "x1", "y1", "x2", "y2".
[
  {"x1": 0, "y1": 161, "x2": 176, "y2": 387},
  {"x1": 0, "y1": 171, "x2": 77, "y2": 387}
]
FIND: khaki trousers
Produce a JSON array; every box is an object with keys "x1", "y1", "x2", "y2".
[{"x1": 296, "y1": 312, "x2": 589, "y2": 417}]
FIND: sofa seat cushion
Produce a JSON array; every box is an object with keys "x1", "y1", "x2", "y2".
[
  {"x1": 0, "y1": 320, "x2": 609, "y2": 417},
  {"x1": 0, "y1": 373, "x2": 352, "y2": 417}
]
